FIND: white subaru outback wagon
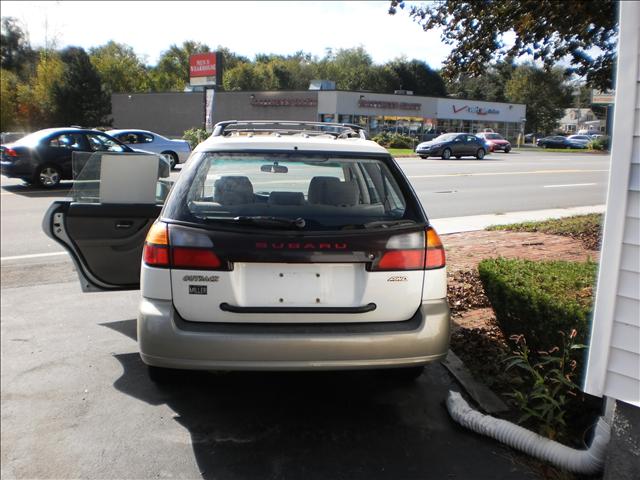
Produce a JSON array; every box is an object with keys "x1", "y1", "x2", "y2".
[{"x1": 43, "y1": 121, "x2": 450, "y2": 382}]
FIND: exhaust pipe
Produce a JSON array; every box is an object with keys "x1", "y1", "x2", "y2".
[{"x1": 446, "y1": 391, "x2": 610, "y2": 475}]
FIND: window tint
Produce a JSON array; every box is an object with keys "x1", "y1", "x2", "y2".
[
  {"x1": 48, "y1": 133, "x2": 83, "y2": 149},
  {"x1": 165, "y1": 152, "x2": 419, "y2": 230},
  {"x1": 86, "y1": 134, "x2": 126, "y2": 152}
]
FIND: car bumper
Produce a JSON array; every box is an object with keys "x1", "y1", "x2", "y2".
[
  {"x1": 0, "y1": 160, "x2": 32, "y2": 179},
  {"x1": 415, "y1": 148, "x2": 442, "y2": 156},
  {"x1": 138, "y1": 297, "x2": 450, "y2": 370}
]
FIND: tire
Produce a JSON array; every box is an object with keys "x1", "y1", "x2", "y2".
[
  {"x1": 147, "y1": 365, "x2": 184, "y2": 385},
  {"x1": 504, "y1": 146, "x2": 511, "y2": 153},
  {"x1": 35, "y1": 164, "x2": 62, "y2": 188},
  {"x1": 476, "y1": 148, "x2": 486, "y2": 159},
  {"x1": 441, "y1": 148, "x2": 452, "y2": 160},
  {"x1": 161, "y1": 151, "x2": 178, "y2": 170},
  {"x1": 419, "y1": 155, "x2": 429, "y2": 159}
]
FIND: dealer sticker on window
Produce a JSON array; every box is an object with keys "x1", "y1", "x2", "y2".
[{"x1": 189, "y1": 285, "x2": 208, "y2": 295}]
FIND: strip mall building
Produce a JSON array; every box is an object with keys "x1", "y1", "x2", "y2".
[{"x1": 111, "y1": 90, "x2": 527, "y2": 141}]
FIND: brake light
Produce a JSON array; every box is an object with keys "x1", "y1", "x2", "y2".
[
  {"x1": 3, "y1": 148, "x2": 18, "y2": 157},
  {"x1": 143, "y1": 222, "x2": 169, "y2": 267},
  {"x1": 425, "y1": 226, "x2": 446, "y2": 269},
  {"x1": 372, "y1": 227, "x2": 445, "y2": 271},
  {"x1": 172, "y1": 247, "x2": 221, "y2": 268},
  {"x1": 143, "y1": 222, "x2": 226, "y2": 270}
]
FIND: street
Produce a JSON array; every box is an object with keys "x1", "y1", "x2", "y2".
[{"x1": 1, "y1": 149, "x2": 608, "y2": 479}]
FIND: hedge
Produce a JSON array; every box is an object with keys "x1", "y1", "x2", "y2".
[{"x1": 478, "y1": 258, "x2": 598, "y2": 351}]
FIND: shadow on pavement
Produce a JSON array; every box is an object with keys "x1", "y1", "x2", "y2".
[
  {"x1": 1, "y1": 182, "x2": 74, "y2": 198},
  {"x1": 102, "y1": 319, "x2": 535, "y2": 480}
]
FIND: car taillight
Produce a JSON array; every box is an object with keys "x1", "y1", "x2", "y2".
[
  {"x1": 2, "y1": 148, "x2": 18, "y2": 157},
  {"x1": 143, "y1": 222, "x2": 226, "y2": 270},
  {"x1": 143, "y1": 222, "x2": 169, "y2": 266},
  {"x1": 425, "y1": 227, "x2": 446, "y2": 269},
  {"x1": 372, "y1": 227, "x2": 445, "y2": 271}
]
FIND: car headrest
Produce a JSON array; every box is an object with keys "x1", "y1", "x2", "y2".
[
  {"x1": 268, "y1": 191, "x2": 305, "y2": 206},
  {"x1": 213, "y1": 176, "x2": 254, "y2": 205},
  {"x1": 308, "y1": 176, "x2": 358, "y2": 206}
]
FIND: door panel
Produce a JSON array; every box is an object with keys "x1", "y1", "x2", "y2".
[{"x1": 43, "y1": 201, "x2": 162, "y2": 291}]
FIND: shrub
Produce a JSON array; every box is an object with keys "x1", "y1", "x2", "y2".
[
  {"x1": 371, "y1": 132, "x2": 416, "y2": 149},
  {"x1": 183, "y1": 127, "x2": 208, "y2": 149},
  {"x1": 478, "y1": 258, "x2": 597, "y2": 351},
  {"x1": 504, "y1": 330, "x2": 586, "y2": 441},
  {"x1": 589, "y1": 137, "x2": 610, "y2": 151}
]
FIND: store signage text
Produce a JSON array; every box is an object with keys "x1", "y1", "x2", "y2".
[
  {"x1": 189, "y1": 53, "x2": 217, "y2": 77},
  {"x1": 251, "y1": 98, "x2": 318, "y2": 107},
  {"x1": 452, "y1": 104, "x2": 500, "y2": 115},
  {"x1": 358, "y1": 100, "x2": 421, "y2": 111}
]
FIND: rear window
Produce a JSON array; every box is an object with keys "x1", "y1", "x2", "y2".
[{"x1": 164, "y1": 152, "x2": 422, "y2": 230}]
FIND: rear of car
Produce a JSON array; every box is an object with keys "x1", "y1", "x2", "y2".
[
  {"x1": 138, "y1": 124, "x2": 449, "y2": 373},
  {"x1": 477, "y1": 132, "x2": 511, "y2": 153}
]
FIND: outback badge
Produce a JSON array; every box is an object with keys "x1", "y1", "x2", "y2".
[{"x1": 387, "y1": 276, "x2": 408, "y2": 282}]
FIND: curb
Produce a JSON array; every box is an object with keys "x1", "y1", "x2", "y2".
[{"x1": 431, "y1": 205, "x2": 606, "y2": 235}]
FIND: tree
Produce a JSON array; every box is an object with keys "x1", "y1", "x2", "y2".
[
  {"x1": 89, "y1": 41, "x2": 150, "y2": 93},
  {"x1": 446, "y1": 62, "x2": 515, "y2": 102},
  {"x1": 386, "y1": 58, "x2": 447, "y2": 96},
  {"x1": 151, "y1": 41, "x2": 210, "y2": 91},
  {"x1": 389, "y1": 0, "x2": 618, "y2": 90},
  {"x1": 51, "y1": 47, "x2": 111, "y2": 126},
  {"x1": 505, "y1": 65, "x2": 573, "y2": 134},
  {"x1": 0, "y1": 68, "x2": 19, "y2": 130},
  {"x1": 1, "y1": 17, "x2": 37, "y2": 79}
]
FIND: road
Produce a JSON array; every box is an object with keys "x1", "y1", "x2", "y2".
[{"x1": 0, "y1": 149, "x2": 609, "y2": 260}]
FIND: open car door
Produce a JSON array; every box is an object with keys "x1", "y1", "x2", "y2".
[{"x1": 42, "y1": 152, "x2": 172, "y2": 292}]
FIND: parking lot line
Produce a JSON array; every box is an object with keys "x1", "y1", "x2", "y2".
[
  {"x1": 1, "y1": 251, "x2": 67, "y2": 262},
  {"x1": 543, "y1": 183, "x2": 598, "y2": 188}
]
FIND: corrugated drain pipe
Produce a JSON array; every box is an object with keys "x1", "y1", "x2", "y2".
[{"x1": 446, "y1": 391, "x2": 610, "y2": 475}]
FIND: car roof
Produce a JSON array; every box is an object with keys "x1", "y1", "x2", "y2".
[
  {"x1": 108, "y1": 129, "x2": 154, "y2": 135},
  {"x1": 196, "y1": 134, "x2": 387, "y2": 155}
]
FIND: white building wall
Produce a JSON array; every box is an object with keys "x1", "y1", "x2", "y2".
[{"x1": 585, "y1": 1, "x2": 640, "y2": 407}]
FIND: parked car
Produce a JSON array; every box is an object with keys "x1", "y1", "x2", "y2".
[
  {"x1": 107, "y1": 129, "x2": 191, "y2": 169},
  {"x1": 43, "y1": 120, "x2": 450, "y2": 383},
  {"x1": 524, "y1": 132, "x2": 544, "y2": 144},
  {"x1": 416, "y1": 133, "x2": 488, "y2": 159},
  {"x1": 536, "y1": 135, "x2": 588, "y2": 149},
  {"x1": 566, "y1": 134, "x2": 594, "y2": 147},
  {"x1": 476, "y1": 132, "x2": 511, "y2": 153},
  {"x1": 1, "y1": 127, "x2": 139, "y2": 187}
]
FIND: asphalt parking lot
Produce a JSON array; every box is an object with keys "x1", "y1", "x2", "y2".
[{"x1": 1, "y1": 148, "x2": 608, "y2": 479}]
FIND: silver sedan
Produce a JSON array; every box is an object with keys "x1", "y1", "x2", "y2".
[{"x1": 107, "y1": 129, "x2": 191, "y2": 169}]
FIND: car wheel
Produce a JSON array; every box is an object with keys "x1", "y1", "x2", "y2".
[
  {"x1": 147, "y1": 365, "x2": 183, "y2": 385},
  {"x1": 441, "y1": 148, "x2": 452, "y2": 160},
  {"x1": 161, "y1": 151, "x2": 178, "y2": 170},
  {"x1": 476, "y1": 148, "x2": 486, "y2": 159},
  {"x1": 504, "y1": 146, "x2": 511, "y2": 153},
  {"x1": 35, "y1": 165, "x2": 62, "y2": 188}
]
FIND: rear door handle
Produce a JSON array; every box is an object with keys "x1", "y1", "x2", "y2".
[{"x1": 115, "y1": 220, "x2": 134, "y2": 229}]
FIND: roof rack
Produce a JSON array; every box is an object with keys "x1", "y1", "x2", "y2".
[{"x1": 211, "y1": 120, "x2": 368, "y2": 140}]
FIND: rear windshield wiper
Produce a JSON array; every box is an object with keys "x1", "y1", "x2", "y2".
[
  {"x1": 341, "y1": 219, "x2": 417, "y2": 230},
  {"x1": 232, "y1": 216, "x2": 307, "y2": 229}
]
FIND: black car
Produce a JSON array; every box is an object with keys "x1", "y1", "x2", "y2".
[
  {"x1": 0, "y1": 127, "x2": 135, "y2": 187},
  {"x1": 535, "y1": 135, "x2": 587, "y2": 149},
  {"x1": 415, "y1": 133, "x2": 488, "y2": 159}
]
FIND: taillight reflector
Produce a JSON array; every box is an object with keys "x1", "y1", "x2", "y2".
[
  {"x1": 145, "y1": 222, "x2": 168, "y2": 245},
  {"x1": 172, "y1": 247, "x2": 221, "y2": 269},
  {"x1": 3, "y1": 148, "x2": 18, "y2": 157}
]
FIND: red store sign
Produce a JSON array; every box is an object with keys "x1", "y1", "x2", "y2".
[
  {"x1": 251, "y1": 98, "x2": 318, "y2": 107},
  {"x1": 189, "y1": 53, "x2": 217, "y2": 78},
  {"x1": 358, "y1": 99, "x2": 421, "y2": 111}
]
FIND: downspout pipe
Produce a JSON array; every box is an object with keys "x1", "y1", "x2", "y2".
[{"x1": 446, "y1": 391, "x2": 610, "y2": 475}]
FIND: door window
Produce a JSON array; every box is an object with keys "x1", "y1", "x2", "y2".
[
  {"x1": 86, "y1": 134, "x2": 126, "y2": 152},
  {"x1": 48, "y1": 133, "x2": 84, "y2": 149}
]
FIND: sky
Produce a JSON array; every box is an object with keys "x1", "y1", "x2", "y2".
[{"x1": 1, "y1": 1, "x2": 452, "y2": 67}]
